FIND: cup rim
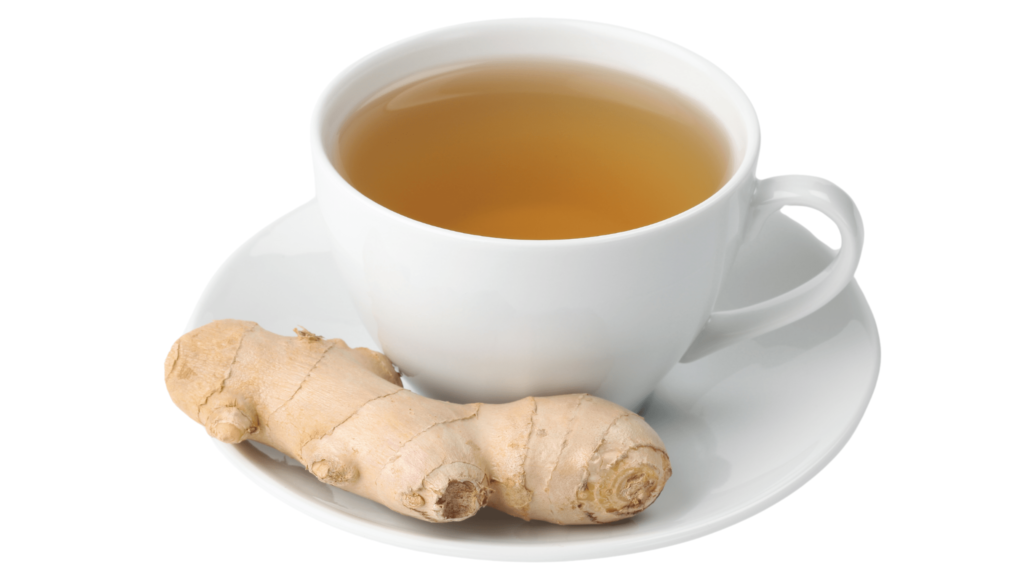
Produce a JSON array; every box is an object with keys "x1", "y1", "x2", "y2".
[{"x1": 312, "y1": 18, "x2": 761, "y2": 245}]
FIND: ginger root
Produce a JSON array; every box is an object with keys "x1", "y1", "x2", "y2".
[{"x1": 165, "y1": 320, "x2": 671, "y2": 524}]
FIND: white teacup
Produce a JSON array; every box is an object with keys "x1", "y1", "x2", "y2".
[{"x1": 312, "y1": 19, "x2": 863, "y2": 411}]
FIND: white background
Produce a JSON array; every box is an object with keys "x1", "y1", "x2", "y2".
[{"x1": 2, "y1": 1, "x2": 1022, "y2": 574}]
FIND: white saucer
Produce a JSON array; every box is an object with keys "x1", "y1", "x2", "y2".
[{"x1": 187, "y1": 200, "x2": 879, "y2": 561}]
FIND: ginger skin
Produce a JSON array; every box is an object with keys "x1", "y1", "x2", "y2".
[{"x1": 165, "y1": 320, "x2": 672, "y2": 524}]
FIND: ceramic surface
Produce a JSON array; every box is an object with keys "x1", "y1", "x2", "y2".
[
  {"x1": 312, "y1": 19, "x2": 864, "y2": 409},
  {"x1": 187, "y1": 200, "x2": 879, "y2": 562}
]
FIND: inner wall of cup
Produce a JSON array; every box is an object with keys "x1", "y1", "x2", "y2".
[{"x1": 318, "y1": 19, "x2": 755, "y2": 185}]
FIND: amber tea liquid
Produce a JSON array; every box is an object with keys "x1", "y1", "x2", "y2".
[{"x1": 336, "y1": 60, "x2": 730, "y2": 240}]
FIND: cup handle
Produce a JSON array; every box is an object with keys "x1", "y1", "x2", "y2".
[{"x1": 680, "y1": 175, "x2": 864, "y2": 362}]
